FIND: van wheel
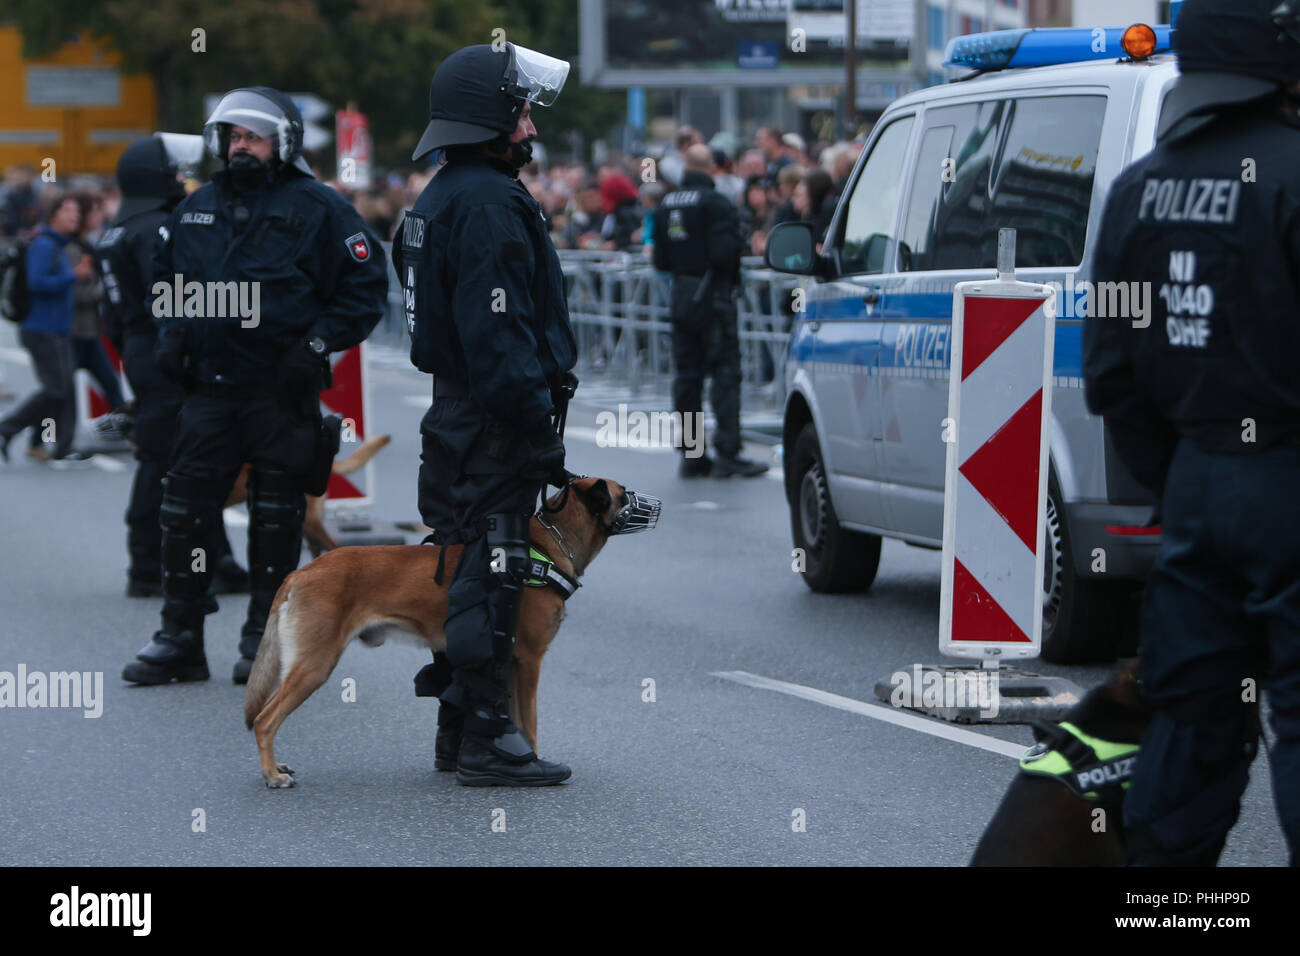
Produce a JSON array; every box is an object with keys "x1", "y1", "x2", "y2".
[
  {"x1": 788, "y1": 423, "x2": 881, "y2": 593},
  {"x1": 1040, "y1": 476, "x2": 1142, "y2": 664}
]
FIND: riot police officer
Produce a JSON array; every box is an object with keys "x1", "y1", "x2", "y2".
[
  {"x1": 396, "y1": 43, "x2": 577, "y2": 786},
  {"x1": 122, "y1": 87, "x2": 387, "y2": 686},
  {"x1": 653, "y1": 144, "x2": 767, "y2": 478},
  {"x1": 1084, "y1": 0, "x2": 1300, "y2": 865},
  {"x1": 95, "y1": 134, "x2": 247, "y2": 599}
]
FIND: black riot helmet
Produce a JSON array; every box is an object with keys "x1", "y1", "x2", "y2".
[
  {"x1": 411, "y1": 42, "x2": 570, "y2": 161},
  {"x1": 1159, "y1": 0, "x2": 1300, "y2": 139},
  {"x1": 115, "y1": 133, "x2": 199, "y2": 218},
  {"x1": 202, "y1": 86, "x2": 313, "y2": 175}
]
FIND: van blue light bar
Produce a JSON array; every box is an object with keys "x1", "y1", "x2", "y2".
[{"x1": 944, "y1": 25, "x2": 1172, "y2": 71}]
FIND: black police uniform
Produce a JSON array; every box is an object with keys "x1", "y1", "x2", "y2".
[
  {"x1": 652, "y1": 168, "x2": 763, "y2": 476},
  {"x1": 123, "y1": 90, "x2": 387, "y2": 686},
  {"x1": 1083, "y1": 0, "x2": 1300, "y2": 865},
  {"x1": 398, "y1": 154, "x2": 577, "y2": 770},
  {"x1": 95, "y1": 136, "x2": 244, "y2": 597},
  {"x1": 398, "y1": 42, "x2": 577, "y2": 785}
]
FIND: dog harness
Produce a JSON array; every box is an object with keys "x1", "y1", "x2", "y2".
[
  {"x1": 523, "y1": 545, "x2": 579, "y2": 600},
  {"x1": 420, "y1": 534, "x2": 579, "y2": 600},
  {"x1": 1018, "y1": 720, "x2": 1140, "y2": 801}
]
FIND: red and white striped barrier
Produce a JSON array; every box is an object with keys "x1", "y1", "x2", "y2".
[
  {"x1": 320, "y1": 340, "x2": 375, "y2": 509},
  {"x1": 940, "y1": 262, "x2": 1056, "y2": 661}
]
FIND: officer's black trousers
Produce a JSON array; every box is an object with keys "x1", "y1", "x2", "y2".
[
  {"x1": 417, "y1": 394, "x2": 541, "y2": 735},
  {"x1": 121, "y1": 336, "x2": 235, "y2": 586},
  {"x1": 669, "y1": 276, "x2": 741, "y2": 458},
  {"x1": 159, "y1": 392, "x2": 316, "y2": 651},
  {"x1": 1124, "y1": 439, "x2": 1300, "y2": 865}
]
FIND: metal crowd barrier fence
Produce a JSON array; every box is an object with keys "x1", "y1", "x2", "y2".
[{"x1": 373, "y1": 243, "x2": 799, "y2": 412}]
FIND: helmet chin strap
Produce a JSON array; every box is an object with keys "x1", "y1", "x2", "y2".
[
  {"x1": 485, "y1": 132, "x2": 533, "y2": 170},
  {"x1": 507, "y1": 137, "x2": 533, "y2": 169}
]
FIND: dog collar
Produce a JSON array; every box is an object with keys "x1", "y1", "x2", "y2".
[
  {"x1": 1018, "y1": 720, "x2": 1140, "y2": 802},
  {"x1": 524, "y1": 545, "x2": 579, "y2": 600}
]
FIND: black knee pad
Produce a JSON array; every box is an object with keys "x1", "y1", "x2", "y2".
[
  {"x1": 248, "y1": 466, "x2": 305, "y2": 596},
  {"x1": 160, "y1": 474, "x2": 222, "y2": 600}
]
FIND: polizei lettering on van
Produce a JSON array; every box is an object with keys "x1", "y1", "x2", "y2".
[{"x1": 1137, "y1": 178, "x2": 1241, "y2": 225}]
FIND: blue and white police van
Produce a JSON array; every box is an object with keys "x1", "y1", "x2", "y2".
[{"x1": 764, "y1": 18, "x2": 1185, "y2": 663}]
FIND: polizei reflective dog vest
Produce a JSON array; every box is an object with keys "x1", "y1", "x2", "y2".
[{"x1": 1018, "y1": 720, "x2": 1139, "y2": 801}]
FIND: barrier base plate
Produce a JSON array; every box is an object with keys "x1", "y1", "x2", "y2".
[{"x1": 873, "y1": 663, "x2": 1082, "y2": 725}]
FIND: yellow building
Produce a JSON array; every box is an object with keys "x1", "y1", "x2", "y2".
[{"x1": 0, "y1": 26, "x2": 157, "y2": 175}]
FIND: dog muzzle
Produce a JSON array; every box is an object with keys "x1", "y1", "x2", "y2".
[{"x1": 603, "y1": 491, "x2": 661, "y2": 535}]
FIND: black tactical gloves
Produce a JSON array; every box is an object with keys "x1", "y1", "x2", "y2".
[
  {"x1": 155, "y1": 328, "x2": 187, "y2": 384},
  {"x1": 278, "y1": 338, "x2": 331, "y2": 396},
  {"x1": 521, "y1": 419, "x2": 566, "y2": 486}
]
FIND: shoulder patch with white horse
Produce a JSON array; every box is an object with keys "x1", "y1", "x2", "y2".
[{"x1": 345, "y1": 232, "x2": 371, "y2": 262}]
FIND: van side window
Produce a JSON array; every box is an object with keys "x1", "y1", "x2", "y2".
[
  {"x1": 898, "y1": 125, "x2": 955, "y2": 272},
  {"x1": 838, "y1": 116, "x2": 914, "y2": 275},
  {"x1": 900, "y1": 95, "x2": 1105, "y2": 271},
  {"x1": 992, "y1": 95, "x2": 1105, "y2": 268},
  {"x1": 901, "y1": 100, "x2": 1007, "y2": 271}
]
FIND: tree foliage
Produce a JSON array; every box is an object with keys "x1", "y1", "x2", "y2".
[{"x1": 11, "y1": 0, "x2": 626, "y2": 170}]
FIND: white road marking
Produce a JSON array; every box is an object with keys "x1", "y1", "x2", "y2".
[{"x1": 711, "y1": 670, "x2": 1027, "y2": 759}]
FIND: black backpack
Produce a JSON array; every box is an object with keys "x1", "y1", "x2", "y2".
[{"x1": 0, "y1": 238, "x2": 32, "y2": 324}]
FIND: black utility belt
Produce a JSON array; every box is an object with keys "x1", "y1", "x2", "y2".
[
  {"x1": 433, "y1": 377, "x2": 471, "y2": 400},
  {"x1": 191, "y1": 380, "x2": 279, "y2": 401}
]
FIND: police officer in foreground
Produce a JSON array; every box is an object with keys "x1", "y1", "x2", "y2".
[
  {"x1": 122, "y1": 88, "x2": 387, "y2": 686},
  {"x1": 95, "y1": 134, "x2": 248, "y2": 599},
  {"x1": 1084, "y1": 0, "x2": 1300, "y2": 865},
  {"x1": 653, "y1": 144, "x2": 767, "y2": 478},
  {"x1": 396, "y1": 43, "x2": 577, "y2": 786}
]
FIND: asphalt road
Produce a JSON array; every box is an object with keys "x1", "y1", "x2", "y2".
[{"x1": 0, "y1": 344, "x2": 1288, "y2": 866}]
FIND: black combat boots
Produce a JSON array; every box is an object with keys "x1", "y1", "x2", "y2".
[
  {"x1": 434, "y1": 701, "x2": 464, "y2": 771},
  {"x1": 455, "y1": 707, "x2": 571, "y2": 787},
  {"x1": 122, "y1": 628, "x2": 209, "y2": 684}
]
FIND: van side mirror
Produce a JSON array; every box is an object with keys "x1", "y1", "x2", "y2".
[{"x1": 765, "y1": 221, "x2": 823, "y2": 275}]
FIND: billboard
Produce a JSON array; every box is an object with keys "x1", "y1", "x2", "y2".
[{"x1": 602, "y1": 0, "x2": 911, "y2": 72}]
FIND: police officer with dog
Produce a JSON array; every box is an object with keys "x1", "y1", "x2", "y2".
[
  {"x1": 653, "y1": 143, "x2": 767, "y2": 478},
  {"x1": 95, "y1": 134, "x2": 247, "y2": 600},
  {"x1": 1084, "y1": 0, "x2": 1300, "y2": 865},
  {"x1": 396, "y1": 43, "x2": 578, "y2": 786},
  {"x1": 122, "y1": 87, "x2": 387, "y2": 686}
]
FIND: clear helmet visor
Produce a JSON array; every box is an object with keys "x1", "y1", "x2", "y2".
[
  {"x1": 201, "y1": 90, "x2": 289, "y2": 157},
  {"x1": 155, "y1": 133, "x2": 204, "y2": 176},
  {"x1": 503, "y1": 44, "x2": 570, "y2": 107}
]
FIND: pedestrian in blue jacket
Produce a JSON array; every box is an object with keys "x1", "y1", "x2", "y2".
[{"x1": 0, "y1": 193, "x2": 94, "y2": 464}]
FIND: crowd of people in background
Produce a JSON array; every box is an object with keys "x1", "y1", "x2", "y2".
[
  {"x1": 315, "y1": 123, "x2": 864, "y2": 258},
  {"x1": 1, "y1": 121, "x2": 864, "y2": 271},
  {"x1": 0, "y1": 123, "x2": 862, "y2": 461}
]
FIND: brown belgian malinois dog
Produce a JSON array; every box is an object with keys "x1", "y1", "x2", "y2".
[
  {"x1": 970, "y1": 659, "x2": 1150, "y2": 866},
  {"x1": 243, "y1": 476, "x2": 659, "y2": 788}
]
